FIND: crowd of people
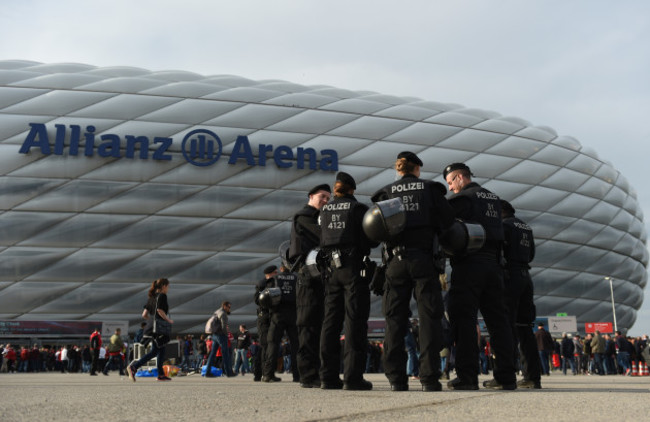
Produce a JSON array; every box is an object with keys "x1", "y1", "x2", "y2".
[
  {"x1": 538, "y1": 329, "x2": 649, "y2": 376},
  {"x1": 0, "y1": 331, "x2": 374, "y2": 378},
  {"x1": 0, "y1": 342, "x2": 120, "y2": 374},
  {"x1": 3, "y1": 328, "x2": 648, "y2": 380}
]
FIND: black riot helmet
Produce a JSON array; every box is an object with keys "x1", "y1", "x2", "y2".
[
  {"x1": 303, "y1": 248, "x2": 322, "y2": 278},
  {"x1": 278, "y1": 240, "x2": 291, "y2": 268},
  {"x1": 257, "y1": 287, "x2": 282, "y2": 309},
  {"x1": 362, "y1": 198, "x2": 406, "y2": 242},
  {"x1": 439, "y1": 219, "x2": 486, "y2": 256}
]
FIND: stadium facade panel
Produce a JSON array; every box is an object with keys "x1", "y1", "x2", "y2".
[{"x1": 0, "y1": 60, "x2": 646, "y2": 334}]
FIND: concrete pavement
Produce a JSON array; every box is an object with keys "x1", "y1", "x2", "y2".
[{"x1": 1, "y1": 371, "x2": 648, "y2": 421}]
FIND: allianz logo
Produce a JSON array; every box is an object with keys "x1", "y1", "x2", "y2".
[{"x1": 19, "y1": 123, "x2": 339, "y2": 171}]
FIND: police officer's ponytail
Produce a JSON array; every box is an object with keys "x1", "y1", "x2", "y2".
[
  {"x1": 395, "y1": 158, "x2": 417, "y2": 175},
  {"x1": 333, "y1": 181, "x2": 353, "y2": 198},
  {"x1": 333, "y1": 171, "x2": 356, "y2": 198}
]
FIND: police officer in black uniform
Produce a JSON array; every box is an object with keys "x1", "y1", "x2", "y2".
[
  {"x1": 289, "y1": 183, "x2": 331, "y2": 388},
  {"x1": 501, "y1": 199, "x2": 541, "y2": 389},
  {"x1": 443, "y1": 163, "x2": 516, "y2": 390},
  {"x1": 371, "y1": 152, "x2": 455, "y2": 392},
  {"x1": 319, "y1": 171, "x2": 377, "y2": 390},
  {"x1": 253, "y1": 265, "x2": 278, "y2": 381},
  {"x1": 262, "y1": 265, "x2": 299, "y2": 383}
]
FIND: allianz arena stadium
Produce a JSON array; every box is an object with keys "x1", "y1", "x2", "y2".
[{"x1": 0, "y1": 60, "x2": 646, "y2": 335}]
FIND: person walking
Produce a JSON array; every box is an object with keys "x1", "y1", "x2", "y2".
[
  {"x1": 204, "y1": 301, "x2": 234, "y2": 378},
  {"x1": 127, "y1": 278, "x2": 174, "y2": 382},
  {"x1": 103, "y1": 328, "x2": 125, "y2": 376}
]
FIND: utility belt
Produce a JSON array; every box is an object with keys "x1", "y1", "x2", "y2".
[
  {"x1": 320, "y1": 248, "x2": 378, "y2": 289},
  {"x1": 271, "y1": 302, "x2": 297, "y2": 315},
  {"x1": 476, "y1": 247, "x2": 501, "y2": 261},
  {"x1": 323, "y1": 247, "x2": 359, "y2": 270},
  {"x1": 451, "y1": 242, "x2": 501, "y2": 263},
  {"x1": 482, "y1": 239, "x2": 501, "y2": 253},
  {"x1": 383, "y1": 245, "x2": 432, "y2": 262},
  {"x1": 515, "y1": 321, "x2": 534, "y2": 328},
  {"x1": 507, "y1": 267, "x2": 530, "y2": 280},
  {"x1": 506, "y1": 262, "x2": 531, "y2": 270}
]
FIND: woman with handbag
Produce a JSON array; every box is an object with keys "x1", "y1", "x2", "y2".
[{"x1": 127, "y1": 278, "x2": 174, "y2": 382}]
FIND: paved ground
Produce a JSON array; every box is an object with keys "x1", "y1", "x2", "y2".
[{"x1": 1, "y1": 371, "x2": 648, "y2": 421}]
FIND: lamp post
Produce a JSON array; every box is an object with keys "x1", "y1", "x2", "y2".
[{"x1": 605, "y1": 277, "x2": 618, "y2": 333}]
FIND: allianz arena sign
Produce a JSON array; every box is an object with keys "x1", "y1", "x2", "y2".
[{"x1": 19, "y1": 122, "x2": 339, "y2": 171}]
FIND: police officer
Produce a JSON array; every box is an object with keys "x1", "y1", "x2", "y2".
[
  {"x1": 253, "y1": 265, "x2": 278, "y2": 381},
  {"x1": 501, "y1": 199, "x2": 541, "y2": 389},
  {"x1": 262, "y1": 265, "x2": 299, "y2": 383},
  {"x1": 443, "y1": 162, "x2": 516, "y2": 390},
  {"x1": 319, "y1": 171, "x2": 377, "y2": 390},
  {"x1": 371, "y1": 151, "x2": 455, "y2": 392},
  {"x1": 289, "y1": 183, "x2": 331, "y2": 388}
]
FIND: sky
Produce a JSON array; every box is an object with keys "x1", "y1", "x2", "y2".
[{"x1": 1, "y1": 0, "x2": 649, "y2": 335}]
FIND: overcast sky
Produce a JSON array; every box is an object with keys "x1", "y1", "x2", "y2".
[{"x1": 2, "y1": 0, "x2": 649, "y2": 335}]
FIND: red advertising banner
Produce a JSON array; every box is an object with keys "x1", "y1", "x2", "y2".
[{"x1": 584, "y1": 322, "x2": 613, "y2": 334}]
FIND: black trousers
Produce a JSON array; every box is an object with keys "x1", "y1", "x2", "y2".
[
  {"x1": 90, "y1": 349, "x2": 100, "y2": 375},
  {"x1": 383, "y1": 249, "x2": 442, "y2": 386},
  {"x1": 296, "y1": 268, "x2": 324, "y2": 383},
  {"x1": 449, "y1": 255, "x2": 516, "y2": 386},
  {"x1": 320, "y1": 260, "x2": 370, "y2": 385},
  {"x1": 505, "y1": 267, "x2": 541, "y2": 383},
  {"x1": 254, "y1": 314, "x2": 270, "y2": 380},
  {"x1": 263, "y1": 308, "x2": 298, "y2": 379}
]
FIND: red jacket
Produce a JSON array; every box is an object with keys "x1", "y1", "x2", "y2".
[
  {"x1": 90, "y1": 331, "x2": 102, "y2": 349},
  {"x1": 6, "y1": 348, "x2": 16, "y2": 360}
]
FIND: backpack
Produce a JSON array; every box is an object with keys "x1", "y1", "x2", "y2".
[{"x1": 205, "y1": 314, "x2": 219, "y2": 334}]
